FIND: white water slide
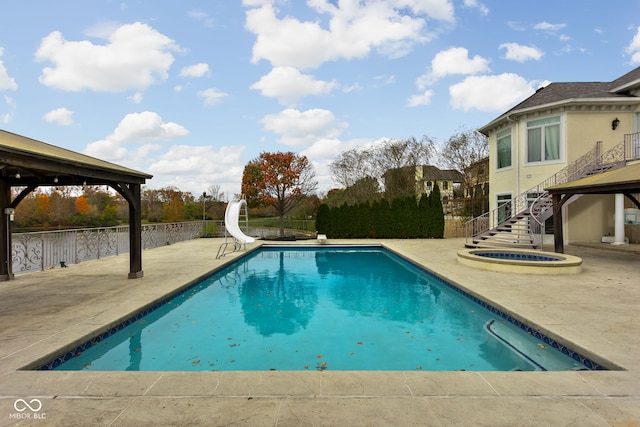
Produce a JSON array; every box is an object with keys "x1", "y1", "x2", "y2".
[{"x1": 224, "y1": 200, "x2": 255, "y2": 244}]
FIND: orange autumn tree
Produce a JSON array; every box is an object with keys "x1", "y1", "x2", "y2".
[
  {"x1": 74, "y1": 196, "x2": 91, "y2": 215},
  {"x1": 241, "y1": 151, "x2": 317, "y2": 237}
]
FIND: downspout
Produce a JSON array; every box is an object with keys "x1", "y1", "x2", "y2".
[{"x1": 506, "y1": 114, "x2": 519, "y2": 201}]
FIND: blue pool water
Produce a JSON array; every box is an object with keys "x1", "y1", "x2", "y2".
[
  {"x1": 474, "y1": 252, "x2": 563, "y2": 262},
  {"x1": 51, "y1": 246, "x2": 592, "y2": 371}
]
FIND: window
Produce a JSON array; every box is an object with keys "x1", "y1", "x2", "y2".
[
  {"x1": 496, "y1": 128, "x2": 511, "y2": 169},
  {"x1": 526, "y1": 116, "x2": 560, "y2": 163},
  {"x1": 442, "y1": 181, "x2": 448, "y2": 190},
  {"x1": 497, "y1": 194, "x2": 512, "y2": 223}
]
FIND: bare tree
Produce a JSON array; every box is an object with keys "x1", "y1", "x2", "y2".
[
  {"x1": 375, "y1": 136, "x2": 436, "y2": 200},
  {"x1": 329, "y1": 148, "x2": 376, "y2": 188},
  {"x1": 329, "y1": 136, "x2": 436, "y2": 202},
  {"x1": 207, "y1": 185, "x2": 223, "y2": 201},
  {"x1": 439, "y1": 129, "x2": 489, "y2": 216},
  {"x1": 373, "y1": 136, "x2": 435, "y2": 178},
  {"x1": 439, "y1": 129, "x2": 488, "y2": 172}
]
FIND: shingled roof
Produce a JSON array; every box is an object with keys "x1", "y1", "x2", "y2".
[
  {"x1": 480, "y1": 66, "x2": 640, "y2": 135},
  {"x1": 419, "y1": 165, "x2": 464, "y2": 182}
]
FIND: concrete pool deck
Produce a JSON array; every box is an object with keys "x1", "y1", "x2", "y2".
[{"x1": 0, "y1": 238, "x2": 638, "y2": 426}]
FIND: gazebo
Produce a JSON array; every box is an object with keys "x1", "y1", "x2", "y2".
[
  {"x1": 546, "y1": 162, "x2": 640, "y2": 253},
  {"x1": 0, "y1": 129, "x2": 152, "y2": 281}
]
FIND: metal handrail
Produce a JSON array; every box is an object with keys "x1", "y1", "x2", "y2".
[{"x1": 465, "y1": 132, "x2": 640, "y2": 246}]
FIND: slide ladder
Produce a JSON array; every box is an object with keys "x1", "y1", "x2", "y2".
[{"x1": 216, "y1": 200, "x2": 255, "y2": 259}]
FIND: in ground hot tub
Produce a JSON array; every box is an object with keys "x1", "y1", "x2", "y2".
[{"x1": 457, "y1": 248, "x2": 582, "y2": 274}]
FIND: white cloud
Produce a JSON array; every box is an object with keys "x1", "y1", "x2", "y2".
[
  {"x1": 2, "y1": 95, "x2": 15, "y2": 123},
  {"x1": 342, "y1": 82, "x2": 363, "y2": 93},
  {"x1": 187, "y1": 10, "x2": 215, "y2": 28},
  {"x1": 416, "y1": 47, "x2": 490, "y2": 88},
  {"x1": 148, "y1": 145, "x2": 243, "y2": 175},
  {"x1": 84, "y1": 139, "x2": 130, "y2": 162},
  {"x1": 463, "y1": 0, "x2": 489, "y2": 16},
  {"x1": 407, "y1": 89, "x2": 434, "y2": 107},
  {"x1": 84, "y1": 111, "x2": 189, "y2": 177},
  {"x1": 129, "y1": 92, "x2": 143, "y2": 104},
  {"x1": 301, "y1": 136, "x2": 379, "y2": 192},
  {"x1": 626, "y1": 26, "x2": 640, "y2": 65},
  {"x1": 197, "y1": 88, "x2": 228, "y2": 106},
  {"x1": 35, "y1": 22, "x2": 179, "y2": 92},
  {"x1": 245, "y1": 1, "x2": 446, "y2": 70},
  {"x1": 0, "y1": 47, "x2": 17, "y2": 91},
  {"x1": 109, "y1": 111, "x2": 189, "y2": 143},
  {"x1": 449, "y1": 73, "x2": 535, "y2": 112},
  {"x1": 179, "y1": 63, "x2": 210, "y2": 78},
  {"x1": 43, "y1": 107, "x2": 74, "y2": 126},
  {"x1": 534, "y1": 21, "x2": 566, "y2": 32},
  {"x1": 260, "y1": 108, "x2": 348, "y2": 146},
  {"x1": 145, "y1": 144, "x2": 247, "y2": 196},
  {"x1": 499, "y1": 42, "x2": 544, "y2": 62},
  {"x1": 250, "y1": 66, "x2": 337, "y2": 106}
]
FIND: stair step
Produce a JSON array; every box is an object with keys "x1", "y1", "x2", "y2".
[{"x1": 470, "y1": 241, "x2": 538, "y2": 249}]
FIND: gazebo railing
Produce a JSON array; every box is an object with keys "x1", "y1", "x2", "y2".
[{"x1": 10, "y1": 220, "x2": 223, "y2": 275}]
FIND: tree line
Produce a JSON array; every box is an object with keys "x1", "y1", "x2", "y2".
[
  {"x1": 12, "y1": 185, "x2": 227, "y2": 231},
  {"x1": 11, "y1": 129, "x2": 487, "y2": 234}
]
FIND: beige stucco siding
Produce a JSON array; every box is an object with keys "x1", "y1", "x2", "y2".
[
  {"x1": 564, "y1": 111, "x2": 635, "y2": 161},
  {"x1": 566, "y1": 195, "x2": 616, "y2": 242}
]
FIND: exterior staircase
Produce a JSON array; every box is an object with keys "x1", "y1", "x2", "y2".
[{"x1": 465, "y1": 134, "x2": 640, "y2": 249}]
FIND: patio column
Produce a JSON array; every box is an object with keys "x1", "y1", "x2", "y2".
[
  {"x1": 612, "y1": 193, "x2": 626, "y2": 245},
  {"x1": 0, "y1": 179, "x2": 12, "y2": 281}
]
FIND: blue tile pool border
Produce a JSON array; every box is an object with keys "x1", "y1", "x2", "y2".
[{"x1": 33, "y1": 244, "x2": 609, "y2": 371}]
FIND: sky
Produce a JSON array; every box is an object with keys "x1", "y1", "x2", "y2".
[{"x1": 1, "y1": 0, "x2": 640, "y2": 199}]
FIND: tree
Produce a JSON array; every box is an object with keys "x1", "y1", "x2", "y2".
[
  {"x1": 429, "y1": 183, "x2": 445, "y2": 238},
  {"x1": 241, "y1": 151, "x2": 318, "y2": 237},
  {"x1": 315, "y1": 204, "x2": 331, "y2": 235},
  {"x1": 164, "y1": 193, "x2": 185, "y2": 222},
  {"x1": 439, "y1": 129, "x2": 489, "y2": 216},
  {"x1": 329, "y1": 136, "x2": 436, "y2": 204},
  {"x1": 377, "y1": 136, "x2": 435, "y2": 200},
  {"x1": 74, "y1": 196, "x2": 90, "y2": 215},
  {"x1": 330, "y1": 148, "x2": 376, "y2": 189}
]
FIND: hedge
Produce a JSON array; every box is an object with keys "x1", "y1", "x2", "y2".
[{"x1": 315, "y1": 184, "x2": 444, "y2": 239}]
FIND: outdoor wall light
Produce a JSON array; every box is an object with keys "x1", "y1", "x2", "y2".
[
  {"x1": 14, "y1": 173, "x2": 20, "y2": 179},
  {"x1": 54, "y1": 177, "x2": 58, "y2": 183},
  {"x1": 611, "y1": 117, "x2": 620, "y2": 130}
]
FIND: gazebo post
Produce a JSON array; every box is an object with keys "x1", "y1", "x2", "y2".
[
  {"x1": 128, "y1": 183, "x2": 144, "y2": 279},
  {"x1": 552, "y1": 194, "x2": 564, "y2": 254},
  {"x1": 0, "y1": 180, "x2": 12, "y2": 281}
]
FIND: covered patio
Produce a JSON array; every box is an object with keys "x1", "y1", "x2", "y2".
[
  {"x1": 547, "y1": 162, "x2": 640, "y2": 253},
  {"x1": 0, "y1": 129, "x2": 152, "y2": 280}
]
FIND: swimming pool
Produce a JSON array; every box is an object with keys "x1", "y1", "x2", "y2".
[{"x1": 41, "y1": 246, "x2": 600, "y2": 371}]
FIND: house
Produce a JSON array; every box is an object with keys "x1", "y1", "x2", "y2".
[
  {"x1": 463, "y1": 157, "x2": 489, "y2": 217},
  {"x1": 471, "y1": 66, "x2": 640, "y2": 249},
  {"x1": 382, "y1": 165, "x2": 465, "y2": 214},
  {"x1": 415, "y1": 165, "x2": 464, "y2": 200},
  {"x1": 383, "y1": 165, "x2": 464, "y2": 203}
]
